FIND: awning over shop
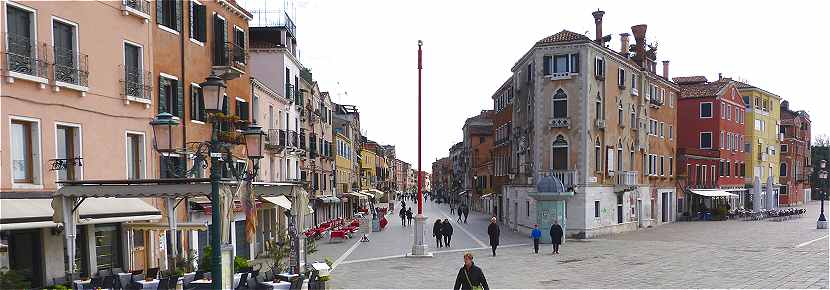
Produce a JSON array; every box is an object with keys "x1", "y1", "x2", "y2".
[
  {"x1": 365, "y1": 189, "x2": 385, "y2": 199},
  {"x1": 346, "y1": 192, "x2": 369, "y2": 200},
  {"x1": 125, "y1": 222, "x2": 208, "y2": 231},
  {"x1": 320, "y1": 196, "x2": 340, "y2": 203},
  {"x1": 0, "y1": 198, "x2": 161, "y2": 231},
  {"x1": 261, "y1": 196, "x2": 292, "y2": 210},
  {"x1": 479, "y1": 193, "x2": 493, "y2": 199},
  {"x1": 54, "y1": 180, "x2": 303, "y2": 198},
  {"x1": 689, "y1": 189, "x2": 739, "y2": 198}
]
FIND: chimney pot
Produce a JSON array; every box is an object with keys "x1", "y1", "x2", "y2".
[
  {"x1": 662, "y1": 60, "x2": 670, "y2": 79},
  {"x1": 631, "y1": 24, "x2": 648, "y2": 66},
  {"x1": 619, "y1": 33, "x2": 630, "y2": 56},
  {"x1": 592, "y1": 10, "x2": 605, "y2": 43}
]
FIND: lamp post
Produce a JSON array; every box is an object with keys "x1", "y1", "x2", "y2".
[
  {"x1": 818, "y1": 160, "x2": 827, "y2": 229},
  {"x1": 151, "y1": 73, "x2": 264, "y2": 290},
  {"x1": 410, "y1": 40, "x2": 430, "y2": 257}
]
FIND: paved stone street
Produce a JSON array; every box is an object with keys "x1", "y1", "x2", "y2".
[{"x1": 315, "y1": 198, "x2": 828, "y2": 289}]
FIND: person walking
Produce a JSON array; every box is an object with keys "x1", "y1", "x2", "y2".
[
  {"x1": 453, "y1": 252, "x2": 489, "y2": 290},
  {"x1": 450, "y1": 203, "x2": 455, "y2": 215},
  {"x1": 550, "y1": 219, "x2": 563, "y2": 255},
  {"x1": 457, "y1": 206, "x2": 464, "y2": 223},
  {"x1": 406, "y1": 207, "x2": 414, "y2": 226},
  {"x1": 487, "y1": 217, "x2": 500, "y2": 256},
  {"x1": 433, "y1": 219, "x2": 444, "y2": 248},
  {"x1": 463, "y1": 205, "x2": 469, "y2": 224},
  {"x1": 530, "y1": 224, "x2": 542, "y2": 254},
  {"x1": 399, "y1": 207, "x2": 407, "y2": 227},
  {"x1": 442, "y1": 219, "x2": 454, "y2": 247}
]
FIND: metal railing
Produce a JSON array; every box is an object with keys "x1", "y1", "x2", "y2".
[
  {"x1": 266, "y1": 129, "x2": 286, "y2": 150},
  {"x1": 616, "y1": 171, "x2": 638, "y2": 186},
  {"x1": 250, "y1": 10, "x2": 296, "y2": 37},
  {"x1": 549, "y1": 118, "x2": 570, "y2": 128},
  {"x1": 649, "y1": 97, "x2": 663, "y2": 106},
  {"x1": 1, "y1": 33, "x2": 48, "y2": 79},
  {"x1": 123, "y1": 0, "x2": 151, "y2": 15},
  {"x1": 120, "y1": 66, "x2": 152, "y2": 101},
  {"x1": 539, "y1": 170, "x2": 576, "y2": 191},
  {"x1": 52, "y1": 45, "x2": 89, "y2": 87},
  {"x1": 213, "y1": 41, "x2": 246, "y2": 68}
]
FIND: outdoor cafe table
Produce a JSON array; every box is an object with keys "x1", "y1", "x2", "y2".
[
  {"x1": 134, "y1": 278, "x2": 160, "y2": 289},
  {"x1": 260, "y1": 280, "x2": 292, "y2": 290},
  {"x1": 189, "y1": 273, "x2": 244, "y2": 289}
]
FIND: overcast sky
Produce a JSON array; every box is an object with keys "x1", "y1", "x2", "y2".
[{"x1": 240, "y1": 0, "x2": 830, "y2": 172}]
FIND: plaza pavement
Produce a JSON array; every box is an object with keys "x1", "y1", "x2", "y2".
[{"x1": 317, "y1": 198, "x2": 828, "y2": 289}]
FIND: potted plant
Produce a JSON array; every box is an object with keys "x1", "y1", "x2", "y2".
[{"x1": 265, "y1": 232, "x2": 292, "y2": 282}]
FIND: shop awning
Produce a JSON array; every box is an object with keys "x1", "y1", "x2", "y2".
[
  {"x1": 480, "y1": 193, "x2": 493, "y2": 199},
  {"x1": 365, "y1": 189, "x2": 385, "y2": 199},
  {"x1": 54, "y1": 180, "x2": 303, "y2": 198},
  {"x1": 346, "y1": 192, "x2": 369, "y2": 200},
  {"x1": 125, "y1": 222, "x2": 208, "y2": 231},
  {"x1": 0, "y1": 198, "x2": 161, "y2": 231},
  {"x1": 319, "y1": 196, "x2": 340, "y2": 203},
  {"x1": 457, "y1": 190, "x2": 468, "y2": 196},
  {"x1": 689, "y1": 189, "x2": 739, "y2": 198},
  {"x1": 261, "y1": 195, "x2": 292, "y2": 210}
]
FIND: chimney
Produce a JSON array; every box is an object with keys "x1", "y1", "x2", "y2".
[
  {"x1": 631, "y1": 24, "x2": 648, "y2": 66},
  {"x1": 662, "y1": 61, "x2": 670, "y2": 79},
  {"x1": 592, "y1": 10, "x2": 605, "y2": 44},
  {"x1": 619, "y1": 33, "x2": 630, "y2": 56}
]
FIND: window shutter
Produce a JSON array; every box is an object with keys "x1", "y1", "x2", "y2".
[
  {"x1": 176, "y1": 80, "x2": 184, "y2": 118},
  {"x1": 189, "y1": 1, "x2": 194, "y2": 39},
  {"x1": 158, "y1": 76, "x2": 168, "y2": 113},
  {"x1": 156, "y1": 0, "x2": 164, "y2": 24},
  {"x1": 571, "y1": 53, "x2": 579, "y2": 73},
  {"x1": 198, "y1": 6, "x2": 207, "y2": 41},
  {"x1": 175, "y1": 0, "x2": 183, "y2": 32},
  {"x1": 190, "y1": 86, "x2": 197, "y2": 120},
  {"x1": 543, "y1": 56, "x2": 550, "y2": 75}
]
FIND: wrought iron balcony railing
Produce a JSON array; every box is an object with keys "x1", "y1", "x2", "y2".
[
  {"x1": 250, "y1": 10, "x2": 296, "y2": 37},
  {"x1": 615, "y1": 171, "x2": 638, "y2": 186},
  {"x1": 549, "y1": 118, "x2": 570, "y2": 128},
  {"x1": 213, "y1": 41, "x2": 246, "y2": 69},
  {"x1": 1, "y1": 33, "x2": 48, "y2": 79},
  {"x1": 266, "y1": 129, "x2": 286, "y2": 150},
  {"x1": 123, "y1": 0, "x2": 151, "y2": 16},
  {"x1": 52, "y1": 45, "x2": 89, "y2": 87},
  {"x1": 538, "y1": 170, "x2": 577, "y2": 192},
  {"x1": 120, "y1": 66, "x2": 152, "y2": 101}
]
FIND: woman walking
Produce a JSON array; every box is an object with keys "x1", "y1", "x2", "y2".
[
  {"x1": 442, "y1": 219, "x2": 454, "y2": 248},
  {"x1": 453, "y1": 252, "x2": 489, "y2": 290},
  {"x1": 433, "y1": 219, "x2": 444, "y2": 248},
  {"x1": 406, "y1": 207, "x2": 414, "y2": 226},
  {"x1": 550, "y1": 219, "x2": 563, "y2": 255},
  {"x1": 487, "y1": 217, "x2": 500, "y2": 256}
]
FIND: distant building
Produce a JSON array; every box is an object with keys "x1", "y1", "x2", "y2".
[{"x1": 779, "y1": 101, "x2": 811, "y2": 205}]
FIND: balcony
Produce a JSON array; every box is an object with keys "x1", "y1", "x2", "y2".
[
  {"x1": 251, "y1": 10, "x2": 296, "y2": 37},
  {"x1": 549, "y1": 118, "x2": 570, "y2": 128},
  {"x1": 122, "y1": 0, "x2": 151, "y2": 21},
  {"x1": 266, "y1": 129, "x2": 286, "y2": 151},
  {"x1": 615, "y1": 171, "x2": 638, "y2": 187},
  {"x1": 595, "y1": 119, "x2": 606, "y2": 129},
  {"x1": 212, "y1": 42, "x2": 246, "y2": 80},
  {"x1": 2, "y1": 33, "x2": 49, "y2": 84},
  {"x1": 52, "y1": 45, "x2": 89, "y2": 91},
  {"x1": 537, "y1": 170, "x2": 576, "y2": 192},
  {"x1": 546, "y1": 72, "x2": 574, "y2": 81},
  {"x1": 649, "y1": 97, "x2": 663, "y2": 107},
  {"x1": 120, "y1": 66, "x2": 152, "y2": 106}
]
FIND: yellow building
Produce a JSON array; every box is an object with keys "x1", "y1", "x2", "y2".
[
  {"x1": 360, "y1": 148, "x2": 378, "y2": 189},
  {"x1": 335, "y1": 132, "x2": 354, "y2": 193},
  {"x1": 737, "y1": 81, "x2": 781, "y2": 189}
]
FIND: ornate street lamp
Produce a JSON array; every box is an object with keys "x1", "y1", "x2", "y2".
[
  {"x1": 244, "y1": 122, "x2": 266, "y2": 161},
  {"x1": 201, "y1": 73, "x2": 227, "y2": 113},
  {"x1": 150, "y1": 112, "x2": 179, "y2": 153}
]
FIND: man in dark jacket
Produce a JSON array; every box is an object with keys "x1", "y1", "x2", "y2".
[
  {"x1": 433, "y1": 219, "x2": 444, "y2": 248},
  {"x1": 399, "y1": 207, "x2": 407, "y2": 227},
  {"x1": 487, "y1": 217, "x2": 499, "y2": 256},
  {"x1": 453, "y1": 252, "x2": 489, "y2": 290},
  {"x1": 463, "y1": 206, "x2": 469, "y2": 223},
  {"x1": 457, "y1": 205, "x2": 464, "y2": 223},
  {"x1": 550, "y1": 219, "x2": 563, "y2": 255},
  {"x1": 442, "y1": 219, "x2": 454, "y2": 247},
  {"x1": 406, "y1": 207, "x2": 414, "y2": 226}
]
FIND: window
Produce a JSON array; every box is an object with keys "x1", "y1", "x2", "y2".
[
  {"x1": 5, "y1": 3, "x2": 39, "y2": 77},
  {"x1": 53, "y1": 19, "x2": 84, "y2": 86},
  {"x1": 213, "y1": 14, "x2": 228, "y2": 65},
  {"x1": 236, "y1": 98, "x2": 249, "y2": 121},
  {"x1": 668, "y1": 125, "x2": 673, "y2": 140},
  {"x1": 721, "y1": 104, "x2": 726, "y2": 119},
  {"x1": 659, "y1": 122, "x2": 664, "y2": 138},
  {"x1": 720, "y1": 131, "x2": 724, "y2": 149},
  {"x1": 552, "y1": 89, "x2": 568, "y2": 118},
  {"x1": 526, "y1": 200, "x2": 530, "y2": 217},
  {"x1": 10, "y1": 119, "x2": 40, "y2": 184},
  {"x1": 780, "y1": 162, "x2": 788, "y2": 177},
  {"x1": 631, "y1": 75, "x2": 638, "y2": 92},
  {"x1": 594, "y1": 201, "x2": 600, "y2": 218},
  {"x1": 617, "y1": 194, "x2": 624, "y2": 224},
  {"x1": 726, "y1": 160, "x2": 731, "y2": 177},
  {"x1": 94, "y1": 225, "x2": 122, "y2": 270},
  {"x1": 781, "y1": 144, "x2": 788, "y2": 153},
  {"x1": 189, "y1": 1, "x2": 207, "y2": 42},
  {"x1": 546, "y1": 53, "x2": 579, "y2": 75},
  {"x1": 700, "y1": 132, "x2": 712, "y2": 149},
  {"x1": 617, "y1": 68, "x2": 625, "y2": 86},
  {"x1": 700, "y1": 102, "x2": 713, "y2": 118},
  {"x1": 595, "y1": 95, "x2": 603, "y2": 121},
  {"x1": 526, "y1": 63, "x2": 532, "y2": 82},
  {"x1": 669, "y1": 157, "x2": 673, "y2": 176},
  {"x1": 659, "y1": 156, "x2": 664, "y2": 176},
  {"x1": 551, "y1": 135, "x2": 568, "y2": 170},
  {"x1": 123, "y1": 42, "x2": 145, "y2": 99},
  {"x1": 233, "y1": 26, "x2": 246, "y2": 64},
  {"x1": 594, "y1": 57, "x2": 605, "y2": 77},
  {"x1": 630, "y1": 107, "x2": 637, "y2": 128},
  {"x1": 126, "y1": 133, "x2": 145, "y2": 179},
  {"x1": 594, "y1": 139, "x2": 602, "y2": 172},
  {"x1": 158, "y1": 74, "x2": 182, "y2": 117},
  {"x1": 156, "y1": 0, "x2": 180, "y2": 32},
  {"x1": 719, "y1": 160, "x2": 724, "y2": 177},
  {"x1": 56, "y1": 124, "x2": 81, "y2": 181},
  {"x1": 617, "y1": 102, "x2": 624, "y2": 124},
  {"x1": 160, "y1": 155, "x2": 185, "y2": 178}
]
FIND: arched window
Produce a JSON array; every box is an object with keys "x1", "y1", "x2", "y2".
[
  {"x1": 595, "y1": 92, "x2": 603, "y2": 120},
  {"x1": 618, "y1": 101, "x2": 624, "y2": 125},
  {"x1": 594, "y1": 138, "x2": 602, "y2": 172},
  {"x1": 552, "y1": 135, "x2": 568, "y2": 170},
  {"x1": 780, "y1": 162, "x2": 788, "y2": 177},
  {"x1": 629, "y1": 143, "x2": 635, "y2": 171},
  {"x1": 617, "y1": 140, "x2": 624, "y2": 171},
  {"x1": 630, "y1": 105, "x2": 637, "y2": 128},
  {"x1": 552, "y1": 89, "x2": 568, "y2": 118}
]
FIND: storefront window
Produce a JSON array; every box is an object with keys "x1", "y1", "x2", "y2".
[{"x1": 95, "y1": 225, "x2": 122, "y2": 270}]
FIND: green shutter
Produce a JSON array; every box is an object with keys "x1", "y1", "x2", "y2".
[
  {"x1": 175, "y1": 0, "x2": 183, "y2": 32},
  {"x1": 197, "y1": 5, "x2": 206, "y2": 42},
  {"x1": 189, "y1": 1, "x2": 194, "y2": 39},
  {"x1": 156, "y1": 0, "x2": 163, "y2": 24},
  {"x1": 176, "y1": 80, "x2": 184, "y2": 118},
  {"x1": 543, "y1": 56, "x2": 550, "y2": 75},
  {"x1": 158, "y1": 76, "x2": 168, "y2": 113}
]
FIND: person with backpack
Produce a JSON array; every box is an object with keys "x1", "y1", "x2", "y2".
[{"x1": 453, "y1": 252, "x2": 489, "y2": 290}]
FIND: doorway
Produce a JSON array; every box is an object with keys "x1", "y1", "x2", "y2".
[
  {"x1": 6, "y1": 230, "x2": 44, "y2": 287},
  {"x1": 662, "y1": 192, "x2": 670, "y2": 223}
]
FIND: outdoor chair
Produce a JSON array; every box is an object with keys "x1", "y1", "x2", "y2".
[
  {"x1": 234, "y1": 272, "x2": 249, "y2": 290},
  {"x1": 89, "y1": 277, "x2": 103, "y2": 289},
  {"x1": 146, "y1": 267, "x2": 160, "y2": 279},
  {"x1": 157, "y1": 276, "x2": 173, "y2": 290},
  {"x1": 102, "y1": 275, "x2": 117, "y2": 289}
]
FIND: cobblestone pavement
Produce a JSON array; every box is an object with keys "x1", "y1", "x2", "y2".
[{"x1": 321, "y1": 199, "x2": 829, "y2": 289}]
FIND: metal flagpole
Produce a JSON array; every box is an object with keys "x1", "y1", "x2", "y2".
[{"x1": 410, "y1": 40, "x2": 430, "y2": 257}]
